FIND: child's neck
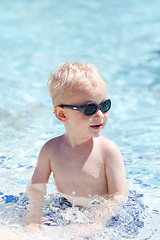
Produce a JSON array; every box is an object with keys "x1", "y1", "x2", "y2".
[{"x1": 63, "y1": 133, "x2": 93, "y2": 148}]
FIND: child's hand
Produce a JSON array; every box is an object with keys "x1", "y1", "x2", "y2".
[{"x1": 24, "y1": 223, "x2": 43, "y2": 233}]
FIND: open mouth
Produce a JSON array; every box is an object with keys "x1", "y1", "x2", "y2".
[{"x1": 90, "y1": 124, "x2": 102, "y2": 129}]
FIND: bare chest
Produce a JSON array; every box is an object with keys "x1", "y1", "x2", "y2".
[{"x1": 50, "y1": 148, "x2": 107, "y2": 196}]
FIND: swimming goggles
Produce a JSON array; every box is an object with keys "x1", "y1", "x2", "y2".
[{"x1": 59, "y1": 99, "x2": 111, "y2": 116}]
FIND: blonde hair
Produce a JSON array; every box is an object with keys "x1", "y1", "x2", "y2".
[{"x1": 47, "y1": 62, "x2": 106, "y2": 106}]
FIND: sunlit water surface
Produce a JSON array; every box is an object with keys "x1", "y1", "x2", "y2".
[{"x1": 0, "y1": 0, "x2": 160, "y2": 239}]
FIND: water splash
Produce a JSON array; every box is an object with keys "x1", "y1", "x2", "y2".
[{"x1": 0, "y1": 191, "x2": 159, "y2": 239}]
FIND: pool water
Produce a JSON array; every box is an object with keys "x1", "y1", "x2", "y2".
[{"x1": 0, "y1": 0, "x2": 160, "y2": 239}]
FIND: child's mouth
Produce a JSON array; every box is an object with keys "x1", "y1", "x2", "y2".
[{"x1": 90, "y1": 124, "x2": 102, "y2": 130}]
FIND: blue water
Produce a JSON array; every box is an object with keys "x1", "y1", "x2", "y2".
[{"x1": 0, "y1": 0, "x2": 160, "y2": 239}]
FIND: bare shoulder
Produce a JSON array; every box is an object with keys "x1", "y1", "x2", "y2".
[
  {"x1": 41, "y1": 135, "x2": 64, "y2": 155},
  {"x1": 98, "y1": 136, "x2": 120, "y2": 152},
  {"x1": 36, "y1": 135, "x2": 64, "y2": 165},
  {"x1": 31, "y1": 135, "x2": 64, "y2": 184},
  {"x1": 98, "y1": 136, "x2": 123, "y2": 163}
]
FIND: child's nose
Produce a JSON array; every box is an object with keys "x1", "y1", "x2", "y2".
[{"x1": 94, "y1": 109, "x2": 104, "y2": 119}]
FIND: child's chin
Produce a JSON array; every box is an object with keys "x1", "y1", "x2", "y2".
[{"x1": 91, "y1": 131, "x2": 102, "y2": 138}]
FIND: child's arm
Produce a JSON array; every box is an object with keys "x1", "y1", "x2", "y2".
[
  {"x1": 25, "y1": 143, "x2": 52, "y2": 224},
  {"x1": 95, "y1": 139, "x2": 128, "y2": 224},
  {"x1": 31, "y1": 142, "x2": 52, "y2": 184},
  {"x1": 105, "y1": 140, "x2": 128, "y2": 197}
]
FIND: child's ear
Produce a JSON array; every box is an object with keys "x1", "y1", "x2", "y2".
[{"x1": 54, "y1": 106, "x2": 67, "y2": 122}]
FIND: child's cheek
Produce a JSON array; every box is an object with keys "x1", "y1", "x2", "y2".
[{"x1": 104, "y1": 113, "x2": 109, "y2": 123}]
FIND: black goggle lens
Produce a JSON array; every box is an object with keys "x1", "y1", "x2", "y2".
[
  {"x1": 84, "y1": 104, "x2": 97, "y2": 115},
  {"x1": 101, "y1": 99, "x2": 111, "y2": 112},
  {"x1": 83, "y1": 99, "x2": 111, "y2": 116}
]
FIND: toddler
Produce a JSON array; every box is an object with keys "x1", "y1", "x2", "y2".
[{"x1": 26, "y1": 62, "x2": 128, "y2": 225}]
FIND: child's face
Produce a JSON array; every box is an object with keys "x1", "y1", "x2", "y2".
[{"x1": 63, "y1": 82, "x2": 109, "y2": 140}]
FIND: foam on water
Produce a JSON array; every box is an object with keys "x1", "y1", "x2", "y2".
[{"x1": 0, "y1": 189, "x2": 159, "y2": 239}]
